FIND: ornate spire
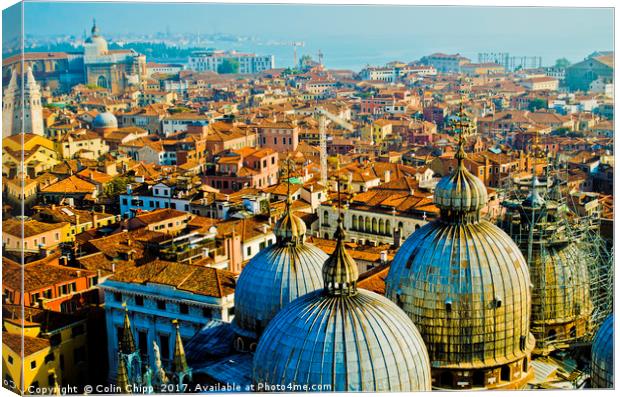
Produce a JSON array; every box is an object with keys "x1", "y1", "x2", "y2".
[
  {"x1": 116, "y1": 352, "x2": 131, "y2": 394},
  {"x1": 120, "y1": 304, "x2": 137, "y2": 354},
  {"x1": 171, "y1": 320, "x2": 190, "y2": 377},
  {"x1": 274, "y1": 156, "x2": 306, "y2": 244},
  {"x1": 523, "y1": 166, "x2": 545, "y2": 208},
  {"x1": 322, "y1": 214, "x2": 358, "y2": 296},
  {"x1": 453, "y1": 98, "x2": 468, "y2": 167}
]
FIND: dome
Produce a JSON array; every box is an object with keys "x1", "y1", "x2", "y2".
[
  {"x1": 591, "y1": 314, "x2": 614, "y2": 388},
  {"x1": 253, "y1": 216, "x2": 432, "y2": 391},
  {"x1": 434, "y1": 146, "x2": 488, "y2": 216},
  {"x1": 273, "y1": 196, "x2": 307, "y2": 243},
  {"x1": 84, "y1": 20, "x2": 108, "y2": 55},
  {"x1": 232, "y1": 193, "x2": 327, "y2": 342},
  {"x1": 93, "y1": 111, "x2": 118, "y2": 129},
  {"x1": 385, "y1": 133, "x2": 534, "y2": 390},
  {"x1": 529, "y1": 243, "x2": 591, "y2": 333},
  {"x1": 501, "y1": 173, "x2": 592, "y2": 354}
]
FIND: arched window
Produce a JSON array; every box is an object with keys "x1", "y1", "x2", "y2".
[
  {"x1": 351, "y1": 215, "x2": 358, "y2": 231},
  {"x1": 548, "y1": 329, "x2": 557, "y2": 341},
  {"x1": 97, "y1": 75, "x2": 108, "y2": 89},
  {"x1": 378, "y1": 219, "x2": 385, "y2": 235},
  {"x1": 386, "y1": 220, "x2": 391, "y2": 234},
  {"x1": 398, "y1": 221, "x2": 404, "y2": 231},
  {"x1": 365, "y1": 217, "x2": 371, "y2": 232},
  {"x1": 371, "y1": 218, "x2": 378, "y2": 234},
  {"x1": 323, "y1": 210, "x2": 329, "y2": 226},
  {"x1": 234, "y1": 337, "x2": 245, "y2": 352},
  {"x1": 415, "y1": 224, "x2": 420, "y2": 231}
]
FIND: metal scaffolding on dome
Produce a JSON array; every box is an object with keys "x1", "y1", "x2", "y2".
[{"x1": 498, "y1": 156, "x2": 613, "y2": 355}]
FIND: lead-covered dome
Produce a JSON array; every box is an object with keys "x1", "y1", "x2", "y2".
[
  {"x1": 501, "y1": 185, "x2": 592, "y2": 355},
  {"x1": 273, "y1": 196, "x2": 307, "y2": 243},
  {"x1": 385, "y1": 132, "x2": 534, "y2": 390},
  {"x1": 253, "y1": 216, "x2": 432, "y2": 391},
  {"x1": 232, "y1": 195, "x2": 327, "y2": 343},
  {"x1": 434, "y1": 145, "x2": 488, "y2": 215},
  {"x1": 591, "y1": 314, "x2": 614, "y2": 388},
  {"x1": 93, "y1": 111, "x2": 118, "y2": 129}
]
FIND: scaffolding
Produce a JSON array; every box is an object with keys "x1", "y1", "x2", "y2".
[{"x1": 498, "y1": 160, "x2": 613, "y2": 354}]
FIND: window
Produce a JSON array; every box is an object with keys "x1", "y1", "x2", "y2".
[
  {"x1": 135, "y1": 296, "x2": 144, "y2": 306},
  {"x1": 203, "y1": 307, "x2": 212, "y2": 318},
  {"x1": 114, "y1": 292, "x2": 122, "y2": 302},
  {"x1": 180, "y1": 303, "x2": 189, "y2": 314},
  {"x1": 30, "y1": 360, "x2": 37, "y2": 370},
  {"x1": 157, "y1": 300, "x2": 166, "y2": 310},
  {"x1": 159, "y1": 334, "x2": 170, "y2": 360},
  {"x1": 247, "y1": 246, "x2": 252, "y2": 256},
  {"x1": 7, "y1": 355, "x2": 13, "y2": 364}
]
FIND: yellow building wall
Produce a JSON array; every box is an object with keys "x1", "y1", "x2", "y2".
[{"x1": 2, "y1": 324, "x2": 89, "y2": 394}]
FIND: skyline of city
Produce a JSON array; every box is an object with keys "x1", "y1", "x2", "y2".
[{"x1": 10, "y1": 3, "x2": 615, "y2": 69}]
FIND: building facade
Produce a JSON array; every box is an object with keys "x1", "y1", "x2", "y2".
[{"x1": 188, "y1": 50, "x2": 274, "y2": 74}]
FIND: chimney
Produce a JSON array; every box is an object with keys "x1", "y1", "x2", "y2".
[
  {"x1": 384, "y1": 170, "x2": 391, "y2": 183},
  {"x1": 112, "y1": 262, "x2": 116, "y2": 273}
]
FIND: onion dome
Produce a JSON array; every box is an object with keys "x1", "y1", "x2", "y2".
[
  {"x1": 385, "y1": 132, "x2": 534, "y2": 389},
  {"x1": 273, "y1": 195, "x2": 306, "y2": 243},
  {"x1": 232, "y1": 189, "x2": 327, "y2": 344},
  {"x1": 434, "y1": 141, "x2": 488, "y2": 220},
  {"x1": 93, "y1": 111, "x2": 118, "y2": 129},
  {"x1": 591, "y1": 314, "x2": 614, "y2": 388},
  {"x1": 253, "y1": 215, "x2": 432, "y2": 391}
]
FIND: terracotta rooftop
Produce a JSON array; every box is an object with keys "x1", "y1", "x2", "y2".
[
  {"x1": 108, "y1": 260, "x2": 236, "y2": 298},
  {"x1": 2, "y1": 218, "x2": 68, "y2": 238}
]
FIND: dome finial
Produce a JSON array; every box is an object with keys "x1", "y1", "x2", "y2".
[
  {"x1": 92, "y1": 18, "x2": 99, "y2": 36},
  {"x1": 322, "y1": 213, "x2": 359, "y2": 296},
  {"x1": 453, "y1": 97, "x2": 468, "y2": 166},
  {"x1": 274, "y1": 155, "x2": 306, "y2": 244}
]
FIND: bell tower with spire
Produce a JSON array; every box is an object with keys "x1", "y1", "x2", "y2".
[{"x1": 2, "y1": 67, "x2": 44, "y2": 137}]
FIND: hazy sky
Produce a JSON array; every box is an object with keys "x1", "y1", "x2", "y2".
[{"x1": 6, "y1": 2, "x2": 614, "y2": 68}]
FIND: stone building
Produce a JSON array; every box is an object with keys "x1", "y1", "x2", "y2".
[
  {"x1": 83, "y1": 20, "x2": 146, "y2": 94},
  {"x1": 566, "y1": 52, "x2": 613, "y2": 92}
]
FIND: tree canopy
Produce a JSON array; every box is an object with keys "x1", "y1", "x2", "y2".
[
  {"x1": 554, "y1": 58, "x2": 571, "y2": 68},
  {"x1": 217, "y1": 58, "x2": 240, "y2": 74}
]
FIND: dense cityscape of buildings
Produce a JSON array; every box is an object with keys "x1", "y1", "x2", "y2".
[{"x1": 1, "y1": 18, "x2": 615, "y2": 394}]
